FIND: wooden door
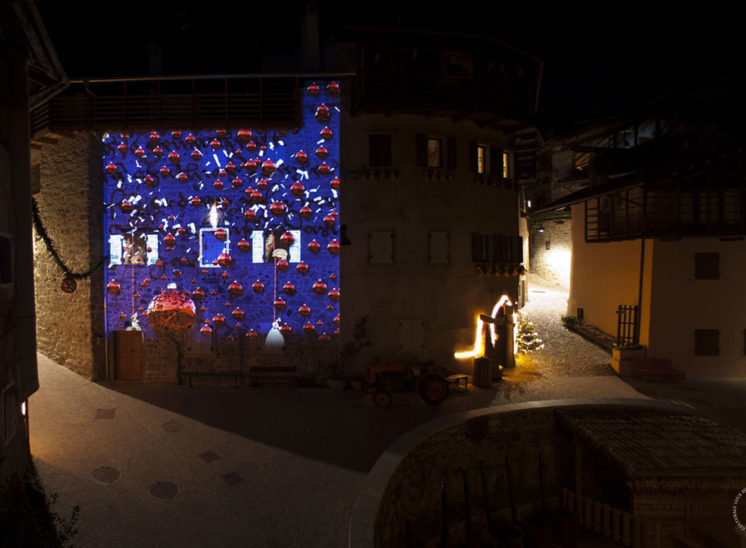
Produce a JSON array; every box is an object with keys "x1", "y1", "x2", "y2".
[{"x1": 113, "y1": 330, "x2": 143, "y2": 381}]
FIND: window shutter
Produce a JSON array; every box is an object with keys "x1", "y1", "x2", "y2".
[
  {"x1": 470, "y1": 141, "x2": 478, "y2": 173},
  {"x1": 490, "y1": 147, "x2": 503, "y2": 177},
  {"x1": 447, "y1": 138, "x2": 458, "y2": 170},
  {"x1": 471, "y1": 233, "x2": 480, "y2": 262},
  {"x1": 516, "y1": 236, "x2": 524, "y2": 263},
  {"x1": 416, "y1": 134, "x2": 427, "y2": 167}
]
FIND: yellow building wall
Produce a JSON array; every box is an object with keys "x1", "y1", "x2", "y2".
[
  {"x1": 567, "y1": 203, "x2": 646, "y2": 338},
  {"x1": 647, "y1": 239, "x2": 746, "y2": 379}
]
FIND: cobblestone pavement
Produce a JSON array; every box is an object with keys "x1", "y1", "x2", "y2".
[{"x1": 491, "y1": 275, "x2": 648, "y2": 405}]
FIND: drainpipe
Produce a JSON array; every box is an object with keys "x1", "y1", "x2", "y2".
[{"x1": 636, "y1": 238, "x2": 645, "y2": 345}]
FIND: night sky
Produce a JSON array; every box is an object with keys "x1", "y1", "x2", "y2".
[{"x1": 35, "y1": 1, "x2": 745, "y2": 133}]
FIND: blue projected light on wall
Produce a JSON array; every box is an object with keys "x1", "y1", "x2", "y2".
[{"x1": 102, "y1": 81, "x2": 341, "y2": 343}]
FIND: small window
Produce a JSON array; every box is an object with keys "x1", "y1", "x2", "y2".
[
  {"x1": 368, "y1": 134, "x2": 392, "y2": 167},
  {"x1": 545, "y1": 241, "x2": 551, "y2": 250},
  {"x1": 199, "y1": 228, "x2": 230, "y2": 267},
  {"x1": 694, "y1": 329, "x2": 719, "y2": 356},
  {"x1": 503, "y1": 151, "x2": 511, "y2": 179},
  {"x1": 109, "y1": 233, "x2": 158, "y2": 266},
  {"x1": 427, "y1": 138, "x2": 442, "y2": 168},
  {"x1": 428, "y1": 231, "x2": 449, "y2": 264},
  {"x1": 369, "y1": 231, "x2": 394, "y2": 264},
  {"x1": 476, "y1": 145, "x2": 487, "y2": 174},
  {"x1": 250, "y1": 230, "x2": 302, "y2": 263},
  {"x1": 695, "y1": 252, "x2": 719, "y2": 279}
]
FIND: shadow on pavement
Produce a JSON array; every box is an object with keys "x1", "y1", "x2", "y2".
[{"x1": 99, "y1": 380, "x2": 498, "y2": 473}]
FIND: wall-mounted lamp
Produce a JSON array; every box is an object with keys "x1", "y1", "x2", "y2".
[{"x1": 538, "y1": 225, "x2": 545, "y2": 233}]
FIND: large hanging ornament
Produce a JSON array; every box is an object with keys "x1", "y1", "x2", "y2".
[{"x1": 147, "y1": 290, "x2": 197, "y2": 334}]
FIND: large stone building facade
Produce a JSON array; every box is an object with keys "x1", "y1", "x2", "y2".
[{"x1": 30, "y1": 27, "x2": 541, "y2": 383}]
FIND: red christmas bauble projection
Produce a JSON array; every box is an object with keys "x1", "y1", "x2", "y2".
[
  {"x1": 299, "y1": 304, "x2": 311, "y2": 317},
  {"x1": 277, "y1": 259, "x2": 289, "y2": 271},
  {"x1": 120, "y1": 201, "x2": 132, "y2": 213},
  {"x1": 237, "y1": 239, "x2": 250, "y2": 252},
  {"x1": 228, "y1": 281, "x2": 243, "y2": 296},
  {"x1": 215, "y1": 228, "x2": 227, "y2": 241},
  {"x1": 307, "y1": 83, "x2": 320, "y2": 96},
  {"x1": 214, "y1": 180, "x2": 224, "y2": 190},
  {"x1": 191, "y1": 150, "x2": 203, "y2": 161},
  {"x1": 244, "y1": 209, "x2": 257, "y2": 221},
  {"x1": 327, "y1": 81, "x2": 340, "y2": 95},
  {"x1": 261, "y1": 159, "x2": 275, "y2": 176},
  {"x1": 232, "y1": 178, "x2": 242, "y2": 189},
  {"x1": 171, "y1": 130, "x2": 182, "y2": 140},
  {"x1": 164, "y1": 233, "x2": 176, "y2": 247},
  {"x1": 252, "y1": 280, "x2": 265, "y2": 293},
  {"x1": 186, "y1": 134, "x2": 196, "y2": 145},
  {"x1": 318, "y1": 163, "x2": 331, "y2": 175},
  {"x1": 160, "y1": 166, "x2": 171, "y2": 178},
  {"x1": 274, "y1": 298, "x2": 286, "y2": 310},
  {"x1": 147, "y1": 290, "x2": 197, "y2": 334},
  {"x1": 217, "y1": 253, "x2": 232, "y2": 268},
  {"x1": 303, "y1": 322, "x2": 316, "y2": 334},
  {"x1": 107, "y1": 280, "x2": 121, "y2": 295},
  {"x1": 177, "y1": 172, "x2": 188, "y2": 183},
  {"x1": 257, "y1": 178, "x2": 269, "y2": 190},
  {"x1": 291, "y1": 182, "x2": 305, "y2": 197},
  {"x1": 330, "y1": 177, "x2": 340, "y2": 190},
  {"x1": 144, "y1": 175, "x2": 155, "y2": 186},
  {"x1": 168, "y1": 151, "x2": 180, "y2": 163},
  {"x1": 200, "y1": 323, "x2": 213, "y2": 337},
  {"x1": 191, "y1": 197, "x2": 202, "y2": 207},
  {"x1": 237, "y1": 129, "x2": 252, "y2": 142},
  {"x1": 280, "y1": 232, "x2": 294, "y2": 246},
  {"x1": 105, "y1": 163, "x2": 117, "y2": 174},
  {"x1": 295, "y1": 150, "x2": 308, "y2": 164},
  {"x1": 117, "y1": 143, "x2": 127, "y2": 154},
  {"x1": 315, "y1": 104, "x2": 331, "y2": 123},
  {"x1": 270, "y1": 202, "x2": 286, "y2": 216},
  {"x1": 313, "y1": 280, "x2": 327, "y2": 294},
  {"x1": 210, "y1": 139, "x2": 221, "y2": 150},
  {"x1": 192, "y1": 288, "x2": 205, "y2": 300},
  {"x1": 328, "y1": 289, "x2": 340, "y2": 302},
  {"x1": 283, "y1": 282, "x2": 296, "y2": 295},
  {"x1": 308, "y1": 240, "x2": 320, "y2": 253},
  {"x1": 280, "y1": 324, "x2": 292, "y2": 335},
  {"x1": 135, "y1": 146, "x2": 146, "y2": 158},
  {"x1": 250, "y1": 191, "x2": 263, "y2": 203},
  {"x1": 296, "y1": 262, "x2": 309, "y2": 274},
  {"x1": 232, "y1": 308, "x2": 245, "y2": 321},
  {"x1": 149, "y1": 131, "x2": 160, "y2": 143},
  {"x1": 328, "y1": 240, "x2": 341, "y2": 254},
  {"x1": 153, "y1": 146, "x2": 164, "y2": 158},
  {"x1": 315, "y1": 146, "x2": 328, "y2": 159},
  {"x1": 323, "y1": 215, "x2": 335, "y2": 228},
  {"x1": 320, "y1": 127, "x2": 333, "y2": 140},
  {"x1": 212, "y1": 314, "x2": 226, "y2": 327},
  {"x1": 299, "y1": 206, "x2": 312, "y2": 219}
]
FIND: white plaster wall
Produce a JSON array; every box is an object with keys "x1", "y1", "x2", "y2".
[
  {"x1": 648, "y1": 239, "x2": 746, "y2": 379},
  {"x1": 341, "y1": 113, "x2": 519, "y2": 372}
]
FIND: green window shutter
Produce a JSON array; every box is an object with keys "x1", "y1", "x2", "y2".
[{"x1": 470, "y1": 141, "x2": 478, "y2": 173}]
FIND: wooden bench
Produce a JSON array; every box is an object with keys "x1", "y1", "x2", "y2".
[
  {"x1": 630, "y1": 358, "x2": 686, "y2": 382},
  {"x1": 446, "y1": 374, "x2": 469, "y2": 391},
  {"x1": 180, "y1": 370, "x2": 243, "y2": 388},
  {"x1": 248, "y1": 366, "x2": 297, "y2": 386}
]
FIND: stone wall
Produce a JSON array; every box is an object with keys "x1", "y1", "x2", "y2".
[
  {"x1": 373, "y1": 407, "x2": 560, "y2": 546},
  {"x1": 528, "y1": 216, "x2": 572, "y2": 289},
  {"x1": 33, "y1": 132, "x2": 105, "y2": 379}
]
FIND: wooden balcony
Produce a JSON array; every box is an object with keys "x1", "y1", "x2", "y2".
[{"x1": 30, "y1": 74, "x2": 349, "y2": 134}]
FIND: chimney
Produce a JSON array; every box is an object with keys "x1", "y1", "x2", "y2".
[{"x1": 300, "y1": 2, "x2": 320, "y2": 71}]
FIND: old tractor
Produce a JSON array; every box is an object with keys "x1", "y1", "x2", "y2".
[{"x1": 362, "y1": 361, "x2": 466, "y2": 408}]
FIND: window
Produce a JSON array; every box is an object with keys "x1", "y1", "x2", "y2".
[
  {"x1": 694, "y1": 329, "x2": 719, "y2": 356},
  {"x1": 428, "y1": 231, "x2": 449, "y2": 264},
  {"x1": 368, "y1": 134, "x2": 392, "y2": 167},
  {"x1": 417, "y1": 135, "x2": 457, "y2": 169},
  {"x1": 476, "y1": 145, "x2": 486, "y2": 174},
  {"x1": 109, "y1": 233, "x2": 158, "y2": 266},
  {"x1": 250, "y1": 230, "x2": 301, "y2": 263},
  {"x1": 0, "y1": 235, "x2": 11, "y2": 283},
  {"x1": 199, "y1": 228, "x2": 230, "y2": 267},
  {"x1": 427, "y1": 138, "x2": 442, "y2": 168},
  {"x1": 694, "y1": 252, "x2": 719, "y2": 279},
  {"x1": 502, "y1": 151, "x2": 511, "y2": 179},
  {"x1": 369, "y1": 231, "x2": 394, "y2": 264},
  {"x1": 471, "y1": 233, "x2": 523, "y2": 263}
]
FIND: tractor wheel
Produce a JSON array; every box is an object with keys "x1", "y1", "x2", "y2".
[
  {"x1": 373, "y1": 391, "x2": 393, "y2": 408},
  {"x1": 362, "y1": 381, "x2": 377, "y2": 394},
  {"x1": 418, "y1": 373, "x2": 449, "y2": 405}
]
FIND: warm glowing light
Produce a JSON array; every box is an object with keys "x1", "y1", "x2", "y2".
[
  {"x1": 21, "y1": 401, "x2": 26, "y2": 416},
  {"x1": 454, "y1": 295, "x2": 513, "y2": 359},
  {"x1": 209, "y1": 202, "x2": 219, "y2": 229}
]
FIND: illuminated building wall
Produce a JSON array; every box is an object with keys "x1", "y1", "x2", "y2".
[{"x1": 102, "y1": 82, "x2": 341, "y2": 358}]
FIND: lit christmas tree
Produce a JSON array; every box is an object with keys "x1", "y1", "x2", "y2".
[{"x1": 516, "y1": 312, "x2": 544, "y2": 353}]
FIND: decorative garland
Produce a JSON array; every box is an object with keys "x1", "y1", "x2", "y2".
[{"x1": 31, "y1": 196, "x2": 103, "y2": 280}]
